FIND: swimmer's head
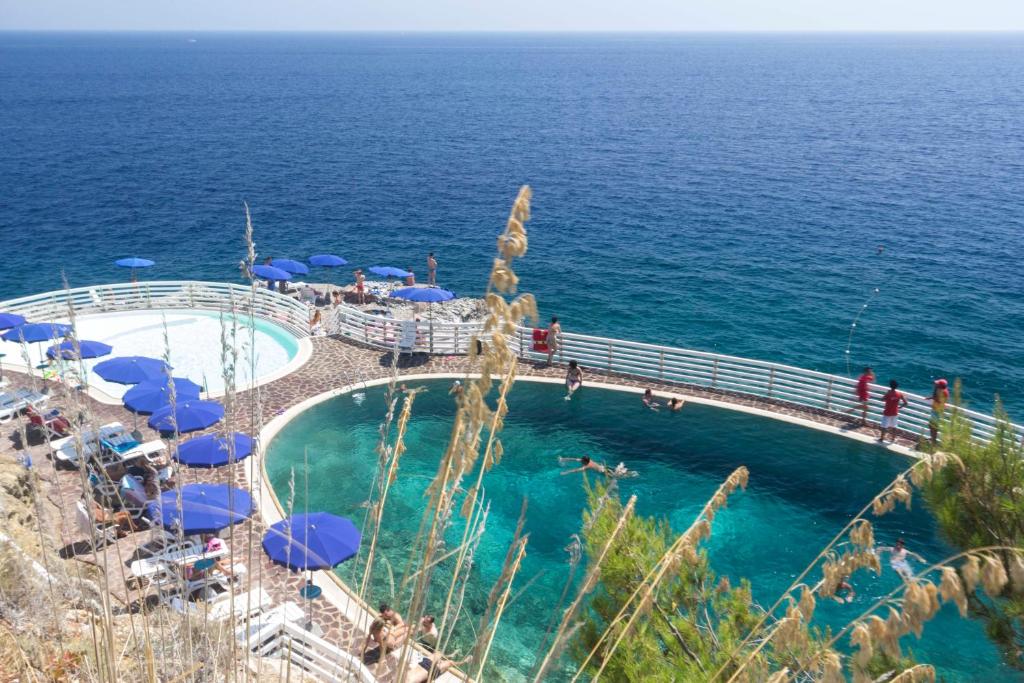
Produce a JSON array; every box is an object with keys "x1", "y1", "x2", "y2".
[
  {"x1": 895, "y1": 538, "x2": 905, "y2": 549},
  {"x1": 581, "y1": 456, "x2": 591, "y2": 466}
]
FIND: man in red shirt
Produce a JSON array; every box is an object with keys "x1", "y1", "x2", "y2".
[
  {"x1": 847, "y1": 366, "x2": 875, "y2": 427},
  {"x1": 879, "y1": 379, "x2": 909, "y2": 443}
]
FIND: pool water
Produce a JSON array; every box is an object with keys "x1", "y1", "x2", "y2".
[
  {"x1": 0, "y1": 309, "x2": 299, "y2": 397},
  {"x1": 266, "y1": 379, "x2": 1011, "y2": 681}
]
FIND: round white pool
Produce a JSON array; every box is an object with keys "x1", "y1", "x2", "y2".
[{"x1": 0, "y1": 309, "x2": 305, "y2": 399}]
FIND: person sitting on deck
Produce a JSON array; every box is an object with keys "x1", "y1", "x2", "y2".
[
  {"x1": 362, "y1": 617, "x2": 410, "y2": 662},
  {"x1": 564, "y1": 360, "x2": 583, "y2": 401},
  {"x1": 405, "y1": 652, "x2": 473, "y2": 683},
  {"x1": 418, "y1": 615, "x2": 439, "y2": 650}
]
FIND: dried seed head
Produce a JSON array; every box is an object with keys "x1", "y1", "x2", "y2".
[
  {"x1": 961, "y1": 554, "x2": 981, "y2": 593},
  {"x1": 938, "y1": 566, "x2": 968, "y2": 617},
  {"x1": 797, "y1": 586, "x2": 817, "y2": 621},
  {"x1": 981, "y1": 554, "x2": 1009, "y2": 597},
  {"x1": 819, "y1": 650, "x2": 843, "y2": 683},
  {"x1": 765, "y1": 668, "x2": 790, "y2": 683},
  {"x1": 850, "y1": 519, "x2": 875, "y2": 548},
  {"x1": 1009, "y1": 552, "x2": 1024, "y2": 592}
]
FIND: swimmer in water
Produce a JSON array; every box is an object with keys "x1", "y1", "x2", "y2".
[
  {"x1": 834, "y1": 576, "x2": 857, "y2": 604},
  {"x1": 559, "y1": 456, "x2": 636, "y2": 478},
  {"x1": 642, "y1": 388, "x2": 660, "y2": 411},
  {"x1": 876, "y1": 538, "x2": 925, "y2": 581},
  {"x1": 667, "y1": 397, "x2": 684, "y2": 412}
]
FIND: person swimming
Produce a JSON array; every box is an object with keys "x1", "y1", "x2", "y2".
[
  {"x1": 642, "y1": 388, "x2": 660, "y2": 411},
  {"x1": 876, "y1": 538, "x2": 925, "y2": 581},
  {"x1": 559, "y1": 456, "x2": 637, "y2": 478}
]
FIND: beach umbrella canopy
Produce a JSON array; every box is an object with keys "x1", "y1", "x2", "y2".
[
  {"x1": 262, "y1": 512, "x2": 361, "y2": 571},
  {"x1": 46, "y1": 339, "x2": 113, "y2": 360},
  {"x1": 2, "y1": 323, "x2": 73, "y2": 343},
  {"x1": 308, "y1": 254, "x2": 347, "y2": 267},
  {"x1": 369, "y1": 266, "x2": 412, "y2": 278},
  {"x1": 115, "y1": 257, "x2": 155, "y2": 269},
  {"x1": 123, "y1": 377, "x2": 202, "y2": 414},
  {"x1": 148, "y1": 399, "x2": 224, "y2": 433},
  {"x1": 0, "y1": 313, "x2": 26, "y2": 331},
  {"x1": 271, "y1": 258, "x2": 310, "y2": 275},
  {"x1": 94, "y1": 356, "x2": 170, "y2": 384},
  {"x1": 251, "y1": 264, "x2": 293, "y2": 281},
  {"x1": 148, "y1": 483, "x2": 253, "y2": 535},
  {"x1": 390, "y1": 287, "x2": 456, "y2": 303},
  {"x1": 174, "y1": 432, "x2": 253, "y2": 468}
]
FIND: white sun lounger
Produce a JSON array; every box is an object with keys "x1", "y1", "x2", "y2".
[
  {"x1": 0, "y1": 389, "x2": 49, "y2": 423},
  {"x1": 170, "y1": 586, "x2": 272, "y2": 622}
]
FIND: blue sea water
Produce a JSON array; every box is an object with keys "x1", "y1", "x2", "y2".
[
  {"x1": 1, "y1": 32, "x2": 1023, "y2": 414},
  {"x1": 266, "y1": 380, "x2": 1015, "y2": 681}
]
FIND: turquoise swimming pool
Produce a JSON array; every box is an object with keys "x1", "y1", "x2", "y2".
[{"x1": 265, "y1": 379, "x2": 1010, "y2": 681}]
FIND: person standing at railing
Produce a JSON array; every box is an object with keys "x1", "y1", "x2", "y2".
[
  {"x1": 928, "y1": 378, "x2": 949, "y2": 446},
  {"x1": 354, "y1": 269, "x2": 366, "y2": 305},
  {"x1": 879, "y1": 379, "x2": 909, "y2": 443},
  {"x1": 846, "y1": 366, "x2": 875, "y2": 427},
  {"x1": 547, "y1": 316, "x2": 561, "y2": 365}
]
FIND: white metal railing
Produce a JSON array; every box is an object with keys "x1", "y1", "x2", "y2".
[
  {"x1": 0, "y1": 281, "x2": 311, "y2": 338},
  {"x1": 246, "y1": 620, "x2": 377, "y2": 683},
  {"x1": 323, "y1": 304, "x2": 1021, "y2": 444}
]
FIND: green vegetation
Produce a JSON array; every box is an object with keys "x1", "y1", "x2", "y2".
[{"x1": 923, "y1": 381, "x2": 1024, "y2": 668}]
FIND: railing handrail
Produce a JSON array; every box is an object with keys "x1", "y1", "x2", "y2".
[
  {"x1": 322, "y1": 299, "x2": 1021, "y2": 443},
  {"x1": 0, "y1": 280, "x2": 311, "y2": 338},
  {"x1": 3, "y1": 281, "x2": 1018, "y2": 442}
]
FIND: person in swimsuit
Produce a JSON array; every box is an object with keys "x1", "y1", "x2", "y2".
[
  {"x1": 642, "y1": 389, "x2": 660, "y2": 411},
  {"x1": 427, "y1": 252, "x2": 437, "y2": 286},
  {"x1": 876, "y1": 538, "x2": 925, "y2": 581},
  {"x1": 564, "y1": 360, "x2": 583, "y2": 401},
  {"x1": 354, "y1": 269, "x2": 366, "y2": 305},
  {"x1": 559, "y1": 456, "x2": 636, "y2": 479},
  {"x1": 667, "y1": 397, "x2": 684, "y2": 412},
  {"x1": 928, "y1": 378, "x2": 949, "y2": 446},
  {"x1": 546, "y1": 316, "x2": 561, "y2": 365},
  {"x1": 406, "y1": 652, "x2": 472, "y2": 683},
  {"x1": 834, "y1": 576, "x2": 856, "y2": 603}
]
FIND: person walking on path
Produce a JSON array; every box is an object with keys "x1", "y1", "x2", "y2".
[
  {"x1": 879, "y1": 379, "x2": 908, "y2": 443},
  {"x1": 427, "y1": 252, "x2": 437, "y2": 286},
  {"x1": 928, "y1": 378, "x2": 950, "y2": 446},
  {"x1": 847, "y1": 366, "x2": 875, "y2": 427},
  {"x1": 546, "y1": 316, "x2": 561, "y2": 365}
]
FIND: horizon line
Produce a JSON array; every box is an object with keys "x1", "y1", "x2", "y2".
[{"x1": 2, "y1": 28, "x2": 1024, "y2": 34}]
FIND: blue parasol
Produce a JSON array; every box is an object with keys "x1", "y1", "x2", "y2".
[
  {"x1": 94, "y1": 356, "x2": 170, "y2": 384},
  {"x1": 115, "y1": 257, "x2": 155, "y2": 268},
  {"x1": 2, "y1": 323, "x2": 73, "y2": 343},
  {"x1": 46, "y1": 340, "x2": 113, "y2": 360},
  {"x1": 252, "y1": 264, "x2": 293, "y2": 281},
  {"x1": 390, "y1": 287, "x2": 456, "y2": 303},
  {"x1": 123, "y1": 377, "x2": 202, "y2": 414},
  {"x1": 271, "y1": 259, "x2": 310, "y2": 275},
  {"x1": 148, "y1": 399, "x2": 224, "y2": 433},
  {"x1": 147, "y1": 483, "x2": 253, "y2": 535},
  {"x1": 309, "y1": 254, "x2": 347, "y2": 267},
  {"x1": 262, "y1": 512, "x2": 361, "y2": 571},
  {"x1": 369, "y1": 266, "x2": 412, "y2": 278},
  {"x1": 0, "y1": 313, "x2": 26, "y2": 331},
  {"x1": 174, "y1": 432, "x2": 253, "y2": 468}
]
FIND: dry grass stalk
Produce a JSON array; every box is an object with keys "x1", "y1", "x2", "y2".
[
  {"x1": 531, "y1": 495, "x2": 638, "y2": 682},
  {"x1": 572, "y1": 467, "x2": 749, "y2": 682}
]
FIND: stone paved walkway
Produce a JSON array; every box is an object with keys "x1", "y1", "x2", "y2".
[{"x1": 0, "y1": 331, "x2": 918, "y2": 682}]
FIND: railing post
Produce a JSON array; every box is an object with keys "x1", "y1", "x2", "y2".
[
  {"x1": 518, "y1": 327, "x2": 525, "y2": 358},
  {"x1": 429, "y1": 320, "x2": 434, "y2": 354},
  {"x1": 454, "y1": 325, "x2": 460, "y2": 354},
  {"x1": 607, "y1": 342, "x2": 613, "y2": 372},
  {"x1": 711, "y1": 359, "x2": 719, "y2": 388},
  {"x1": 659, "y1": 350, "x2": 665, "y2": 381},
  {"x1": 767, "y1": 367, "x2": 776, "y2": 397},
  {"x1": 825, "y1": 378, "x2": 833, "y2": 410}
]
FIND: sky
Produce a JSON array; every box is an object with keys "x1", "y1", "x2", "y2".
[{"x1": 1, "y1": 0, "x2": 1024, "y2": 32}]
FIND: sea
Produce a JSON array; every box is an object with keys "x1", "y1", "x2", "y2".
[{"x1": 1, "y1": 32, "x2": 1022, "y2": 413}]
